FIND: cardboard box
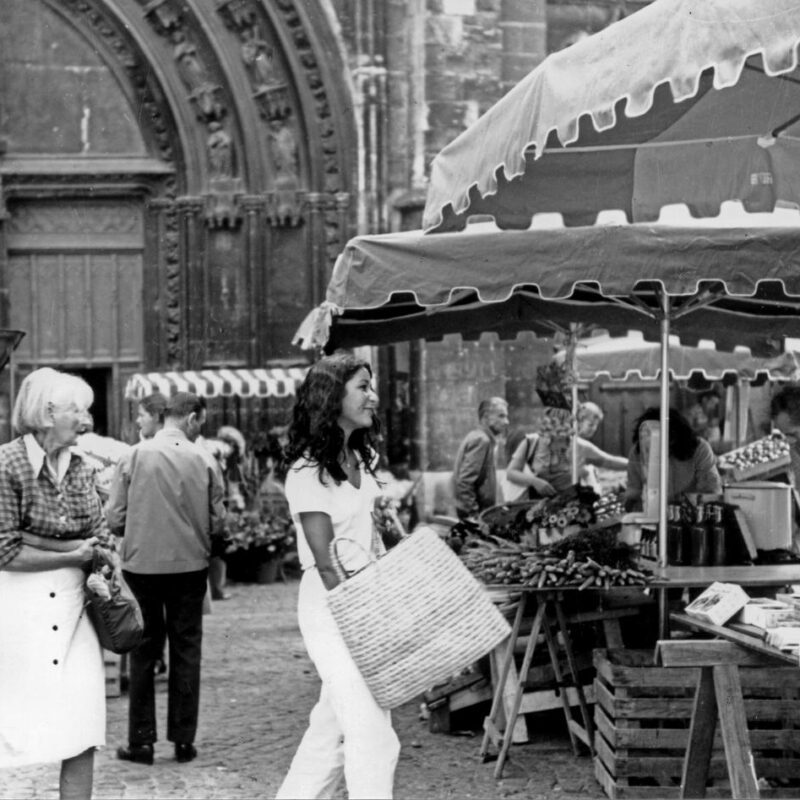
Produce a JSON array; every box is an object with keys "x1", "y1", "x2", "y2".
[
  {"x1": 738, "y1": 598, "x2": 800, "y2": 629},
  {"x1": 684, "y1": 581, "x2": 749, "y2": 626}
]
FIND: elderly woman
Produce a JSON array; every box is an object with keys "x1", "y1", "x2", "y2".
[{"x1": 0, "y1": 368, "x2": 112, "y2": 800}]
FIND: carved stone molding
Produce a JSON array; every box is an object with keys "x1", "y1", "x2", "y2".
[
  {"x1": 6, "y1": 201, "x2": 143, "y2": 236},
  {"x1": 265, "y1": 190, "x2": 304, "y2": 227},
  {"x1": 204, "y1": 178, "x2": 244, "y2": 228},
  {"x1": 151, "y1": 201, "x2": 182, "y2": 365}
]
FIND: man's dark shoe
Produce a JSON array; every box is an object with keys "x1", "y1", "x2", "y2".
[
  {"x1": 116, "y1": 743, "x2": 154, "y2": 765},
  {"x1": 175, "y1": 743, "x2": 197, "y2": 763}
]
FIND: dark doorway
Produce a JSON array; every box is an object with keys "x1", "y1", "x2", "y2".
[{"x1": 67, "y1": 367, "x2": 111, "y2": 436}]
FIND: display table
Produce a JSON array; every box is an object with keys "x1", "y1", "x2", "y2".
[
  {"x1": 654, "y1": 564, "x2": 800, "y2": 588},
  {"x1": 481, "y1": 585, "x2": 647, "y2": 778},
  {"x1": 666, "y1": 613, "x2": 800, "y2": 799},
  {"x1": 483, "y1": 566, "x2": 800, "y2": 780}
]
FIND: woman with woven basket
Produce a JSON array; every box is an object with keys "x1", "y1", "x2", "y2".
[
  {"x1": 0, "y1": 368, "x2": 112, "y2": 799},
  {"x1": 276, "y1": 353, "x2": 400, "y2": 800}
]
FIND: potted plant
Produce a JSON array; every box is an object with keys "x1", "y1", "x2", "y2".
[{"x1": 223, "y1": 509, "x2": 296, "y2": 583}]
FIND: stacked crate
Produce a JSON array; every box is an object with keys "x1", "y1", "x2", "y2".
[{"x1": 593, "y1": 648, "x2": 800, "y2": 798}]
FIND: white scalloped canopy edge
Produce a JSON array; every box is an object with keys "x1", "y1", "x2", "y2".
[{"x1": 422, "y1": 0, "x2": 800, "y2": 231}]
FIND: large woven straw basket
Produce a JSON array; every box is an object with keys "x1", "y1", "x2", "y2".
[{"x1": 326, "y1": 527, "x2": 511, "y2": 709}]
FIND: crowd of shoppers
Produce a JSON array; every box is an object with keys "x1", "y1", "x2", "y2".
[{"x1": 0, "y1": 359, "x2": 795, "y2": 800}]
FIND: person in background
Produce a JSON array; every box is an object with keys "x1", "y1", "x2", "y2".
[
  {"x1": 136, "y1": 392, "x2": 168, "y2": 441},
  {"x1": 452, "y1": 397, "x2": 509, "y2": 520},
  {"x1": 770, "y1": 385, "x2": 800, "y2": 485},
  {"x1": 276, "y1": 353, "x2": 399, "y2": 799},
  {"x1": 623, "y1": 407, "x2": 722, "y2": 512},
  {"x1": 108, "y1": 392, "x2": 225, "y2": 766},
  {"x1": 686, "y1": 389, "x2": 723, "y2": 444},
  {"x1": 196, "y1": 433, "x2": 232, "y2": 601},
  {"x1": 134, "y1": 392, "x2": 170, "y2": 675},
  {"x1": 505, "y1": 401, "x2": 627, "y2": 499},
  {"x1": 0, "y1": 368, "x2": 112, "y2": 800}
]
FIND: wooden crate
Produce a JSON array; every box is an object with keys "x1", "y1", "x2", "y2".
[
  {"x1": 424, "y1": 671, "x2": 492, "y2": 733},
  {"x1": 593, "y1": 648, "x2": 800, "y2": 799},
  {"x1": 104, "y1": 650, "x2": 122, "y2": 698}
]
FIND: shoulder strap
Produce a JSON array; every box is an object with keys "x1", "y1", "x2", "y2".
[{"x1": 525, "y1": 434, "x2": 539, "y2": 467}]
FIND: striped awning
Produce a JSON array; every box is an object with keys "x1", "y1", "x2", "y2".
[{"x1": 124, "y1": 368, "x2": 308, "y2": 401}]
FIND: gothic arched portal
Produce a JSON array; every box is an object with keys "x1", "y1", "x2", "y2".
[{"x1": 0, "y1": 0, "x2": 357, "y2": 437}]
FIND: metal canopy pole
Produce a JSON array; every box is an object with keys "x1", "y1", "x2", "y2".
[
  {"x1": 570, "y1": 324, "x2": 580, "y2": 484},
  {"x1": 658, "y1": 290, "x2": 671, "y2": 638}
]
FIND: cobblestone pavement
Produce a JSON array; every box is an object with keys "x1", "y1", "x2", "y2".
[{"x1": 1, "y1": 581, "x2": 605, "y2": 800}]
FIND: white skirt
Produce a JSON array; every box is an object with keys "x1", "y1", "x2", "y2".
[{"x1": 0, "y1": 566, "x2": 106, "y2": 767}]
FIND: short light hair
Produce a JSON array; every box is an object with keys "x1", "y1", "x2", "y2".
[
  {"x1": 577, "y1": 401, "x2": 603, "y2": 424},
  {"x1": 139, "y1": 392, "x2": 168, "y2": 423},
  {"x1": 12, "y1": 367, "x2": 94, "y2": 436},
  {"x1": 478, "y1": 396, "x2": 507, "y2": 421}
]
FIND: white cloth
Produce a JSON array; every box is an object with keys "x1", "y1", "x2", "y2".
[
  {"x1": 276, "y1": 568, "x2": 400, "y2": 799},
  {"x1": 0, "y1": 567, "x2": 105, "y2": 767},
  {"x1": 23, "y1": 433, "x2": 71, "y2": 485},
  {"x1": 284, "y1": 456, "x2": 382, "y2": 573}
]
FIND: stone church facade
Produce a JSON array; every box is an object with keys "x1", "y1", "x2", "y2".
[{"x1": 0, "y1": 0, "x2": 643, "y2": 452}]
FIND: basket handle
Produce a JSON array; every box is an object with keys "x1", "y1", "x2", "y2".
[{"x1": 329, "y1": 536, "x2": 377, "y2": 582}]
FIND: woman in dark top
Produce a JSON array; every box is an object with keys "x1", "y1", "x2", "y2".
[{"x1": 624, "y1": 407, "x2": 722, "y2": 512}]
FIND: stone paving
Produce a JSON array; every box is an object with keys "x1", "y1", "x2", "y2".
[{"x1": 0, "y1": 580, "x2": 606, "y2": 800}]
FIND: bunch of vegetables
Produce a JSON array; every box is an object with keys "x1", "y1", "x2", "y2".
[
  {"x1": 592, "y1": 488, "x2": 626, "y2": 522},
  {"x1": 460, "y1": 526, "x2": 651, "y2": 589}
]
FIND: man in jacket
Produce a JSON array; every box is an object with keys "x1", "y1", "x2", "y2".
[
  {"x1": 453, "y1": 397, "x2": 509, "y2": 519},
  {"x1": 107, "y1": 392, "x2": 225, "y2": 765}
]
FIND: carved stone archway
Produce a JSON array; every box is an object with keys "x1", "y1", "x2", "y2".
[{"x1": 1, "y1": 0, "x2": 357, "y2": 391}]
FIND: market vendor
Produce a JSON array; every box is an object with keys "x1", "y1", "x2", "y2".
[
  {"x1": 505, "y1": 401, "x2": 628, "y2": 499},
  {"x1": 624, "y1": 406, "x2": 722, "y2": 512}
]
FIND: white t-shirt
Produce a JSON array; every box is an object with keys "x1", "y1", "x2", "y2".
[{"x1": 285, "y1": 454, "x2": 382, "y2": 573}]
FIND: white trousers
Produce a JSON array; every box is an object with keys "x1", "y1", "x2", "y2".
[{"x1": 276, "y1": 569, "x2": 400, "y2": 799}]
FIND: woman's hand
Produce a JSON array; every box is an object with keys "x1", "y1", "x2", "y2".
[
  {"x1": 530, "y1": 476, "x2": 557, "y2": 497},
  {"x1": 70, "y1": 537, "x2": 100, "y2": 568}
]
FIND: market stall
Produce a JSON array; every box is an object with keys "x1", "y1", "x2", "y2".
[
  {"x1": 295, "y1": 1, "x2": 800, "y2": 792},
  {"x1": 296, "y1": 0, "x2": 800, "y2": 574}
]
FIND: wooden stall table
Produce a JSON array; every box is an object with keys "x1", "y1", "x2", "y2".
[
  {"x1": 482, "y1": 565, "x2": 800, "y2": 780},
  {"x1": 647, "y1": 565, "x2": 800, "y2": 639},
  {"x1": 666, "y1": 612, "x2": 800, "y2": 799},
  {"x1": 480, "y1": 585, "x2": 647, "y2": 778}
]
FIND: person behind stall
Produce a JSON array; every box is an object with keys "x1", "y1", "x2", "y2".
[
  {"x1": 505, "y1": 401, "x2": 627, "y2": 499},
  {"x1": 686, "y1": 389, "x2": 723, "y2": 444},
  {"x1": 623, "y1": 406, "x2": 722, "y2": 512},
  {"x1": 770, "y1": 385, "x2": 800, "y2": 485},
  {"x1": 276, "y1": 353, "x2": 400, "y2": 800},
  {"x1": 0, "y1": 367, "x2": 113, "y2": 800},
  {"x1": 452, "y1": 397, "x2": 509, "y2": 520}
]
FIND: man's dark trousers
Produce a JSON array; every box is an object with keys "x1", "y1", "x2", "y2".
[{"x1": 123, "y1": 569, "x2": 209, "y2": 746}]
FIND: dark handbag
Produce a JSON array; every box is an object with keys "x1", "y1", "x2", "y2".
[{"x1": 84, "y1": 552, "x2": 144, "y2": 654}]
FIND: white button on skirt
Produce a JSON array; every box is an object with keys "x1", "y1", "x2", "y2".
[{"x1": 0, "y1": 566, "x2": 106, "y2": 767}]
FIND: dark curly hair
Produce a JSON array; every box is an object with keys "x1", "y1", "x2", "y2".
[
  {"x1": 631, "y1": 406, "x2": 700, "y2": 462},
  {"x1": 284, "y1": 353, "x2": 381, "y2": 484}
]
